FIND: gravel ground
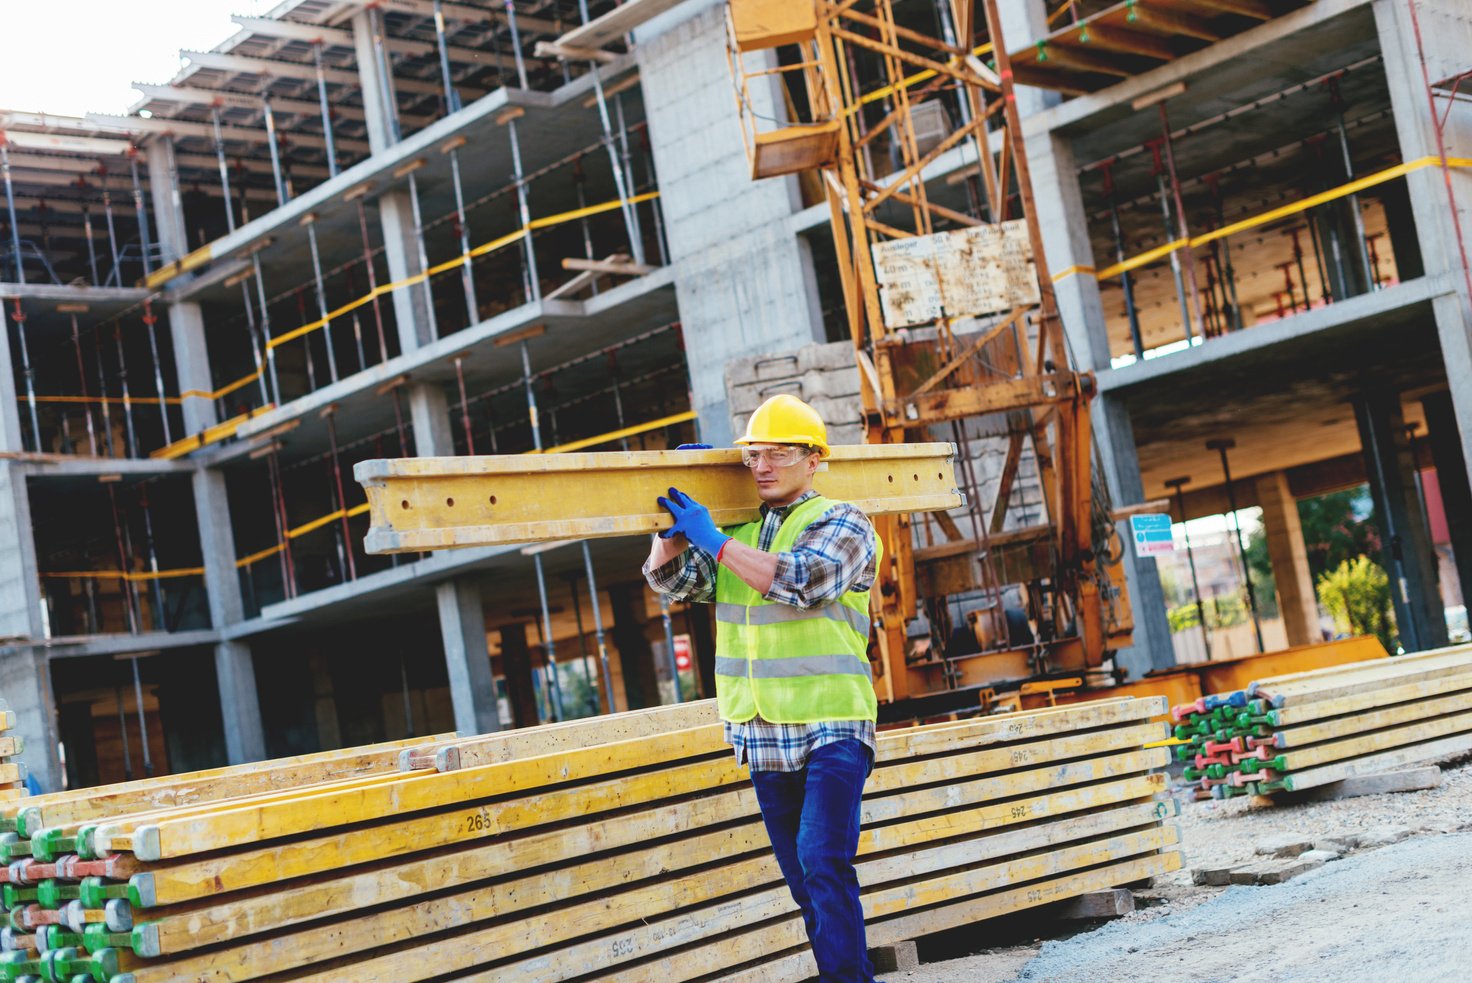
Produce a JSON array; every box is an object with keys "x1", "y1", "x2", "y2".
[{"x1": 883, "y1": 758, "x2": 1472, "y2": 983}]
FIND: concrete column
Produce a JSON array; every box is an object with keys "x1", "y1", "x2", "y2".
[
  {"x1": 1354, "y1": 388, "x2": 1448, "y2": 652},
  {"x1": 995, "y1": 0, "x2": 1062, "y2": 118},
  {"x1": 144, "y1": 137, "x2": 188, "y2": 265},
  {"x1": 0, "y1": 647, "x2": 61, "y2": 791},
  {"x1": 436, "y1": 580, "x2": 500, "y2": 735},
  {"x1": 1375, "y1": 0, "x2": 1472, "y2": 494},
  {"x1": 167, "y1": 302, "x2": 218, "y2": 435},
  {"x1": 193, "y1": 467, "x2": 266, "y2": 762},
  {"x1": 609, "y1": 582, "x2": 659, "y2": 709},
  {"x1": 1025, "y1": 128, "x2": 1174, "y2": 677},
  {"x1": 0, "y1": 301, "x2": 24, "y2": 452},
  {"x1": 635, "y1": 3, "x2": 826, "y2": 445},
  {"x1": 379, "y1": 191, "x2": 437, "y2": 353},
  {"x1": 499, "y1": 623, "x2": 539, "y2": 728},
  {"x1": 1255, "y1": 471, "x2": 1320, "y2": 647},
  {"x1": 1422, "y1": 391, "x2": 1472, "y2": 604},
  {"x1": 351, "y1": 12, "x2": 398, "y2": 155}
]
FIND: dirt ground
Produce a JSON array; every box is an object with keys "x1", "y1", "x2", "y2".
[{"x1": 883, "y1": 758, "x2": 1472, "y2": 983}]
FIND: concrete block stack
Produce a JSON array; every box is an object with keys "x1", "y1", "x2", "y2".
[
  {"x1": 0, "y1": 697, "x2": 1179, "y2": 982},
  {"x1": 1170, "y1": 644, "x2": 1472, "y2": 799},
  {"x1": 725, "y1": 341, "x2": 867, "y2": 449},
  {"x1": 0, "y1": 706, "x2": 22, "y2": 804}
]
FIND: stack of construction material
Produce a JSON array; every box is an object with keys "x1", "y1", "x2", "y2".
[
  {"x1": 0, "y1": 704, "x2": 23, "y2": 805},
  {"x1": 0, "y1": 696, "x2": 1177, "y2": 982},
  {"x1": 1170, "y1": 645, "x2": 1472, "y2": 799}
]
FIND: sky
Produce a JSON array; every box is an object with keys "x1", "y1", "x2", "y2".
[{"x1": 0, "y1": 1, "x2": 274, "y2": 119}]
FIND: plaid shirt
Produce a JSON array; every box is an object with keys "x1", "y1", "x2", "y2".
[{"x1": 644, "y1": 490, "x2": 878, "y2": 772}]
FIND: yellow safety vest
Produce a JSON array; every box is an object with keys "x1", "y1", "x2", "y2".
[{"x1": 713, "y1": 495, "x2": 880, "y2": 724}]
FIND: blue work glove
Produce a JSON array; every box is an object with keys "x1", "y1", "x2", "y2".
[
  {"x1": 676, "y1": 443, "x2": 713, "y2": 450},
  {"x1": 657, "y1": 487, "x2": 731, "y2": 556}
]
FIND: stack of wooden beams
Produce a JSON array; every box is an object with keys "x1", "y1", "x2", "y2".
[
  {"x1": 0, "y1": 697, "x2": 1178, "y2": 982},
  {"x1": 0, "y1": 704, "x2": 23, "y2": 807},
  {"x1": 1170, "y1": 645, "x2": 1472, "y2": 799}
]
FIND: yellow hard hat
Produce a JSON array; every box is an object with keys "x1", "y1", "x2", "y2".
[{"x1": 734, "y1": 394, "x2": 830, "y2": 458}]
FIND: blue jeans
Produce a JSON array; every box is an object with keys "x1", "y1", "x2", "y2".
[{"x1": 750, "y1": 739, "x2": 874, "y2": 983}]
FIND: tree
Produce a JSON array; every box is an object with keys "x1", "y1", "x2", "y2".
[
  {"x1": 1297, "y1": 487, "x2": 1382, "y2": 585},
  {"x1": 1317, "y1": 555, "x2": 1397, "y2": 653}
]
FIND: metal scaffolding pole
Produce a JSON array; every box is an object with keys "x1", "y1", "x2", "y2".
[
  {"x1": 128, "y1": 653, "x2": 153, "y2": 776},
  {"x1": 1, "y1": 143, "x2": 24, "y2": 283},
  {"x1": 303, "y1": 215, "x2": 339, "y2": 383},
  {"x1": 520, "y1": 339, "x2": 541, "y2": 449},
  {"x1": 573, "y1": 158, "x2": 598, "y2": 296},
  {"x1": 137, "y1": 486, "x2": 167, "y2": 632},
  {"x1": 1327, "y1": 76, "x2": 1377, "y2": 291},
  {"x1": 581, "y1": 540, "x2": 615, "y2": 713},
  {"x1": 266, "y1": 446, "x2": 297, "y2": 599},
  {"x1": 312, "y1": 44, "x2": 339, "y2": 178},
  {"x1": 566, "y1": 573, "x2": 600, "y2": 715},
  {"x1": 211, "y1": 108, "x2": 237, "y2": 233},
  {"x1": 454, "y1": 355, "x2": 476, "y2": 453},
  {"x1": 1165, "y1": 476, "x2": 1212, "y2": 661},
  {"x1": 115, "y1": 687, "x2": 133, "y2": 781},
  {"x1": 105, "y1": 484, "x2": 141, "y2": 635},
  {"x1": 70, "y1": 315, "x2": 98, "y2": 456},
  {"x1": 93, "y1": 331, "x2": 116, "y2": 458},
  {"x1": 8, "y1": 301, "x2": 39, "y2": 451},
  {"x1": 99, "y1": 165, "x2": 123, "y2": 286},
  {"x1": 370, "y1": 8, "x2": 403, "y2": 144},
  {"x1": 502, "y1": 0, "x2": 528, "y2": 89},
  {"x1": 352, "y1": 194, "x2": 391, "y2": 365},
  {"x1": 1206, "y1": 438, "x2": 1265, "y2": 654},
  {"x1": 503, "y1": 112, "x2": 541, "y2": 303},
  {"x1": 238, "y1": 277, "x2": 272, "y2": 406},
  {"x1": 1156, "y1": 104, "x2": 1205, "y2": 342},
  {"x1": 1100, "y1": 161, "x2": 1143, "y2": 358},
  {"x1": 80, "y1": 193, "x2": 101, "y2": 286},
  {"x1": 252, "y1": 253, "x2": 283, "y2": 405},
  {"x1": 658, "y1": 593, "x2": 683, "y2": 704},
  {"x1": 140, "y1": 301, "x2": 173, "y2": 445},
  {"x1": 612, "y1": 93, "x2": 647, "y2": 258},
  {"x1": 433, "y1": 0, "x2": 461, "y2": 113},
  {"x1": 444, "y1": 136, "x2": 479, "y2": 322},
  {"x1": 531, "y1": 549, "x2": 565, "y2": 721},
  {"x1": 589, "y1": 70, "x2": 645, "y2": 266},
  {"x1": 324, "y1": 408, "x2": 357, "y2": 582},
  {"x1": 112, "y1": 325, "x2": 138, "y2": 458},
  {"x1": 262, "y1": 95, "x2": 288, "y2": 206},
  {"x1": 127, "y1": 152, "x2": 154, "y2": 275},
  {"x1": 405, "y1": 167, "x2": 438, "y2": 338}
]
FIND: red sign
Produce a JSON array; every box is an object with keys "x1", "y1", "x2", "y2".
[{"x1": 674, "y1": 636, "x2": 692, "y2": 671}]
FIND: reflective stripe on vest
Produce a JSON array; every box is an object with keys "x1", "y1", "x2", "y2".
[{"x1": 713, "y1": 494, "x2": 880, "y2": 725}]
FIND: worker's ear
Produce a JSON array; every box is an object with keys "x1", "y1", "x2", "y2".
[{"x1": 805, "y1": 452, "x2": 821, "y2": 478}]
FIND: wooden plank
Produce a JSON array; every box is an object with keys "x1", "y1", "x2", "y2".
[
  {"x1": 117, "y1": 701, "x2": 1166, "y2": 861},
  {"x1": 1270, "y1": 670, "x2": 1472, "y2": 727},
  {"x1": 1284, "y1": 731, "x2": 1472, "y2": 792},
  {"x1": 560, "y1": 256, "x2": 658, "y2": 276},
  {"x1": 287, "y1": 822, "x2": 1179, "y2": 983},
  {"x1": 1049, "y1": 888, "x2": 1136, "y2": 919},
  {"x1": 133, "y1": 741, "x2": 1165, "y2": 910},
  {"x1": 708, "y1": 853, "x2": 1181, "y2": 983},
  {"x1": 10, "y1": 733, "x2": 445, "y2": 835},
  {"x1": 355, "y1": 444, "x2": 964, "y2": 554},
  {"x1": 556, "y1": 0, "x2": 684, "y2": 50},
  {"x1": 1276, "y1": 690, "x2": 1472, "y2": 748},
  {"x1": 1074, "y1": 22, "x2": 1179, "y2": 60},
  {"x1": 1193, "y1": 0, "x2": 1272, "y2": 18},
  {"x1": 1254, "y1": 645, "x2": 1472, "y2": 698},
  {"x1": 410, "y1": 699, "x2": 719, "y2": 771},
  {"x1": 584, "y1": 834, "x2": 1180, "y2": 983},
  {"x1": 1268, "y1": 766, "x2": 1441, "y2": 803},
  {"x1": 132, "y1": 782, "x2": 1170, "y2": 973},
  {"x1": 1279, "y1": 709, "x2": 1472, "y2": 771},
  {"x1": 1121, "y1": 5, "x2": 1225, "y2": 42}
]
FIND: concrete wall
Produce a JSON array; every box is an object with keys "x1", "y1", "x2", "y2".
[{"x1": 637, "y1": 0, "x2": 826, "y2": 446}]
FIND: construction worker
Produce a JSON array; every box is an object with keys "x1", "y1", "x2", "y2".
[{"x1": 644, "y1": 394, "x2": 880, "y2": 983}]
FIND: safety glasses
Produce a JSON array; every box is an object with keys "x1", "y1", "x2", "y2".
[{"x1": 740, "y1": 445, "x2": 813, "y2": 468}]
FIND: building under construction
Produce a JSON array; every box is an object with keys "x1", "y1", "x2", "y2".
[{"x1": 0, "y1": 0, "x2": 1468, "y2": 793}]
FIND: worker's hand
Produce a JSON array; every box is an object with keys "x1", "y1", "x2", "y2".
[
  {"x1": 657, "y1": 487, "x2": 730, "y2": 556},
  {"x1": 676, "y1": 443, "x2": 713, "y2": 450}
]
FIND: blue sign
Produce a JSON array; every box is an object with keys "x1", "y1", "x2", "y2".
[{"x1": 1130, "y1": 513, "x2": 1175, "y2": 557}]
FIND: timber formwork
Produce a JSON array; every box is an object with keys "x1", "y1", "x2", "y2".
[{"x1": 0, "y1": 696, "x2": 1179, "y2": 980}]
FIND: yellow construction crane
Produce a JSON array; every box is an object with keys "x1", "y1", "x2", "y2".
[{"x1": 724, "y1": 0, "x2": 1135, "y2": 705}]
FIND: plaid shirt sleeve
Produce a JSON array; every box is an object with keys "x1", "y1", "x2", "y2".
[
  {"x1": 642, "y1": 540, "x2": 717, "y2": 603},
  {"x1": 763, "y1": 502, "x2": 877, "y2": 609}
]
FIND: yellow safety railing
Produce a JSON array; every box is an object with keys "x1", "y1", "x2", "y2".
[
  {"x1": 1053, "y1": 155, "x2": 1472, "y2": 284},
  {"x1": 47, "y1": 409, "x2": 698, "y2": 586},
  {"x1": 23, "y1": 189, "x2": 663, "y2": 458}
]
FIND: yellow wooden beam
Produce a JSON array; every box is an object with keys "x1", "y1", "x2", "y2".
[{"x1": 354, "y1": 443, "x2": 964, "y2": 554}]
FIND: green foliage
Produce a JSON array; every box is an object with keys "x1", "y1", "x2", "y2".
[
  {"x1": 1298, "y1": 488, "x2": 1382, "y2": 584},
  {"x1": 1242, "y1": 515, "x2": 1280, "y2": 620},
  {"x1": 1316, "y1": 555, "x2": 1398, "y2": 653},
  {"x1": 1167, "y1": 594, "x2": 1248, "y2": 633}
]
